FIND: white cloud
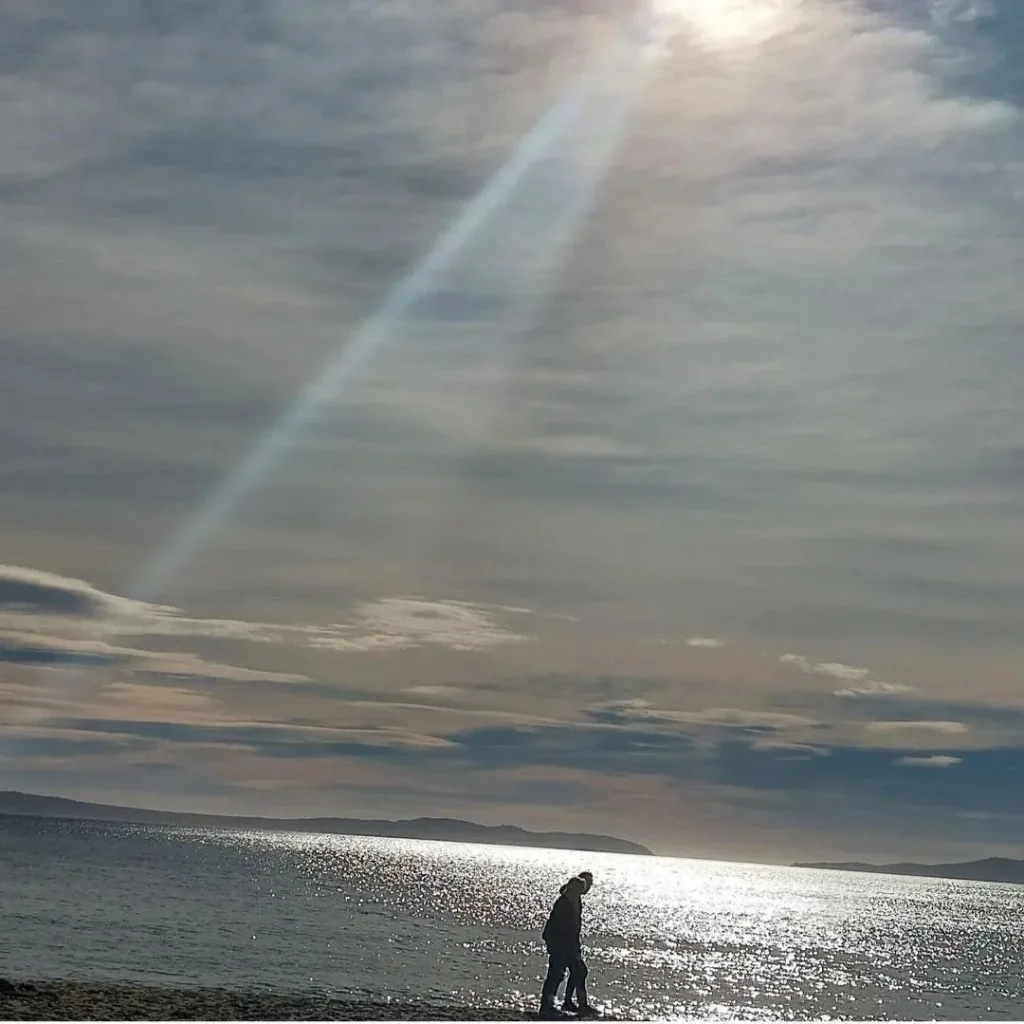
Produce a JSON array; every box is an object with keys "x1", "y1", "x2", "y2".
[
  {"x1": 0, "y1": 567, "x2": 531, "y2": 656},
  {"x1": 780, "y1": 653, "x2": 916, "y2": 698},
  {"x1": 307, "y1": 597, "x2": 530, "y2": 653},
  {"x1": 637, "y1": 635, "x2": 727, "y2": 648},
  {"x1": 813, "y1": 662, "x2": 872, "y2": 681},
  {"x1": 0, "y1": 564, "x2": 168, "y2": 622},
  {"x1": 780, "y1": 654, "x2": 869, "y2": 680},
  {"x1": 867, "y1": 720, "x2": 969, "y2": 736},
  {"x1": 669, "y1": 707, "x2": 820, "y2": 730},
  {"x1": 403, "y1": 685, "x2": 465, "y2": 698},
  {"x1": 894, "y1": 754, "x2": 963, "y2": 768},
  {"x1": 780, "y1": 654, "x2": 815, "y2": 673},
  {"x1": 834, "y1": 680, "x2": 917, "y2": 698},
  {"x1": 0, "y1": 565, "x2": 282, "y2": 644},
  {"x1": 750, "y1": 738, "x2": 830, "y2": 757},
  {"x1": 136, "y1": 654, "x2": 309, "y2": 684},
  {"x1": 597, "y1": 698, "x2": 652, "y2": 711}
]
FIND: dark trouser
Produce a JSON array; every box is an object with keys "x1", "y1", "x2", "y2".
[
  {"x1": 541, "y1": 947, "x2": 588, "y2": 1009},
  {"x1": 564, "y1": 951, "x2": 589, "y2": 1007}
]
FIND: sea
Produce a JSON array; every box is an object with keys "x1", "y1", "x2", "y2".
[{"x1": 1, "y1": 815, "x2": 1022, "y2": 1020}]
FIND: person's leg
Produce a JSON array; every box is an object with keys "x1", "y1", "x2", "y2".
[
  {"x1": 573, "y1": 955, "x2": 591, "y2": 1012},
  {"x1": 561, "y1": 953, "x2": 588, "y2": 1012},
  {"x1": 540, "y1": 950, "x2": 569, "y2": 1016},
  {"x1": 561, "y1": 970, "x2": 578, "y2": 1013}
]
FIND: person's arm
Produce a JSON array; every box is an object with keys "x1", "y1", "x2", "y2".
[{"x1": 543, "y1": 896, "x2": 573, "y2": 948}]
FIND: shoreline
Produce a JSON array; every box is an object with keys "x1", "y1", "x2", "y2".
[{"x1": 0, "y1": 979, "x2": 530, "y2": 1021}]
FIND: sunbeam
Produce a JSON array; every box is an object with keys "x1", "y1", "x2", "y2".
[
  {"x1": 11, "y1": 2, "x2": 679, "y2": 727},
  {"x1": 129, "y1": 4, "x2": 669, "y2": 603}
]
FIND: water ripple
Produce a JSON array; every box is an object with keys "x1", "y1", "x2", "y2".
[{"x1": 1, "y1": 816, "x2": 1023, "y2": 1019}]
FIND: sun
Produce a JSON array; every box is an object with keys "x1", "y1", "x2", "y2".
[{"x1": 650, "y1": 0, "x2": 786, "y2": 49}]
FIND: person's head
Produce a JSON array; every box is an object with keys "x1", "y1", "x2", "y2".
[
  {"x1": 577, "y1": 871, "x2": 593, "y2": 894},
  {"x1": 561, "y1": 875, "x2": 587, "y2": 898}
]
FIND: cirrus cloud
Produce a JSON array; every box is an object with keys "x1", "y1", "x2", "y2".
[
  {"x1": 0, "y1": 629, "x2": 310, "y2": 684},
  {"x1": 586, "y1": 700, "x2": 819, "y2": 732},
  {"x1": 0, "y1": 564, "x2": 168, "y2": 622},
  {"x1": 0, "y1": 565, "x2": 532, "y2": 657},
  {"x1": 867, "y1": 720, "x2": 970, "y2": 736},
  {"x1": 895, "y1": 755, "x2": 963, "y2": 768},
  {"x1": 780, "y1": 653, "x2": 916, "y2": 698}
]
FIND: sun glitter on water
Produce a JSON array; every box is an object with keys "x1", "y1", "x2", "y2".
[{"x1": 650, "y1": 0, "x2": 788, "y2": 48}]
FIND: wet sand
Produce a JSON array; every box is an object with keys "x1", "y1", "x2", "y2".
[{"x1": 0, "y1": 979, "x2": 528, "y2": 1020}]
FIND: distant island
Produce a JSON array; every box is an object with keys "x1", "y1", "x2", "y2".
[
  {"x1": 795, "y1": 856, "x2": 1024, "y2": 885},
  {"x1": 0, "y1": 791, "x2": 652, "y2": 856}
]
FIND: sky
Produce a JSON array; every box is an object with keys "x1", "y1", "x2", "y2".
[{"x1": 1, "y1": 0, "x2": 1023, "y2": 864}]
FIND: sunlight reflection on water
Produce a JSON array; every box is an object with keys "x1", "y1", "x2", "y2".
[{"x1": 2, "y1": 817, "x2": 1024, "y2": 1019}]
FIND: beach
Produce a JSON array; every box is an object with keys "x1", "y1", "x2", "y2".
[{"x1": 0, "y1": 980, "x2": 527, "y2": 1021}]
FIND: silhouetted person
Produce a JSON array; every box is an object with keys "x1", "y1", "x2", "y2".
[
  {"x1": 562, "y1": 871, "x2": 593, "y2": 1014},
  {"x1": 539, "y1": 874, "x2": 595, "y2": 1018}
]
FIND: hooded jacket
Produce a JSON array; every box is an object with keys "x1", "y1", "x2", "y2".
[{"x1": 541, "y1": 884, "x2": 583, "y2": 953}]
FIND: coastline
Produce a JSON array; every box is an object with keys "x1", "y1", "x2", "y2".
[
  {"x1": 0, "y1": 797, "x2": 653, "y2": 857},
  {"x1": 0, "y1": 979, "x2": 529, "y2": 1021}
]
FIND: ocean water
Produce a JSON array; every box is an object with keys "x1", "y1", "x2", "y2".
[{"x1": 1, "y1": 815, "x2": 1023, "y2": 1020}]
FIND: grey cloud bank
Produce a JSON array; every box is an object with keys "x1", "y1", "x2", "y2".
[{"x1": 1, "y1": 0, "x2": 1023, "y2": 859}]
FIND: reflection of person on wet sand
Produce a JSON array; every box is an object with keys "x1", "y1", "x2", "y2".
[{"x1": 538, "y1": 873, "x2": 596, "y2": 1018}]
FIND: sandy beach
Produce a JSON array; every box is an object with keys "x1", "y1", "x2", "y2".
[{"x1": 0, "y1": 979, "x2": 530, "y2": 1021}]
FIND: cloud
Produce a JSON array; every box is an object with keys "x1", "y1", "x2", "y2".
[
  {"x1": 306, "y1": 597, "x2": 530, "y2": 653},
  {"x1": 0, "y1": 565, "x2": 164, "y2": 621},
  {"x1": 0, "y1": 630, "x2": 309, "y2": 683},
  {"x1": 2, "y1": 0, "x2": 1024, "y2": 858},
  {"x1": 0, "y1": 726, "x2": 152, "y2": 761},
  {"x1": 811, "y1": 662, "x2": 873, "y2": 682},
  {"x1": 780, "y1": 653, "x2": 915, "y2": 698},
  {"x1": 833, "y1": 680, "x2": 918, "y2": 699},
  {"x1": 0, "y1": 566, "x2": 281, "y2": 644},
  {"x1": 643, "y1": 637, "x2": 728, "y2": 648},
  {"x1": 867, "y1": 721, "x2": 970, "y2": 736},
  {"x1": 104, "y1": 682, "x2": 216, "y2": 718},
  {"x1": 0, "y1": 566, "x2": 531, "y2": 656},
  {"x1": 44, "y1": 716, "x2": 458, "y2": 757},
  {"x1": 750, "y1": 739, "x2": 830, "y2": 758},
  {"x1": 780, "y1": 654, "x2": 867, "y2": 680},
  {"x1": 586, "y1": 700, "x2": 819, "y2": 732},
  {"x1": 662, "y1": 707, "x2": 821, "y2": 731},
  {"x1": 123, "y1": 598, "x2": 532, "y2": 653},
  {"x1": 136, "y1": 654, "x2": 309, "y2": 684},
  {"x1": 895, "y1": 755, "x2": 963, "y2": 768},
  {"x1": 403, "y1": 685, "x2": 465, "y2": 698},
  {"x1": 438, "y1": 721, "x2": 999, "y2": 818},
  {"x1": 0, "y1": 631, "x2": 134, "y2": 669}
]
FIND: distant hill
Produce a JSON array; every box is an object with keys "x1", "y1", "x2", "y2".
[
  {"x1": 795, "y1": 856, "x2": 1024, "y2": 885},
  {"x1": 0, "y1": 791, "x2": 652, "y2": 856}
]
